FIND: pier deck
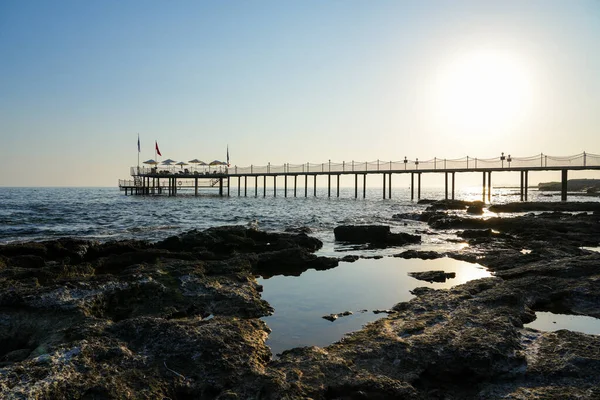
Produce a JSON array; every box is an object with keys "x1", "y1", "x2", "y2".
[{"x1": 119, "y1": 152, "x2": 600, "y2": 202}]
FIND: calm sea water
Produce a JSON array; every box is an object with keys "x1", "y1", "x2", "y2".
[
  {"x1": 1, "y1": 186, "x2": 597, "y2": 355},
  {"x1": 0, "y1": 186, "x2": 584, "y2": 247}
]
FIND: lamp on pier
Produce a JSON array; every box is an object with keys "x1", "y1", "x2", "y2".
[
  {"x1": 415, "y1": 158, "x2": 419, "y2": 170},
  {"x1": 404, "y1": 156, "x2": 408, "y2": 170},
  {"x1": 500, "y1": 152, "x2": 506, "y2": 168},
  {"x1": 507, "y1": 154, "x2": 512, "y2": 168}
]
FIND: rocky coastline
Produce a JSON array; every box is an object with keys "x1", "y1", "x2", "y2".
[{"x1": 1, "y1": 202, "x2": 599, "y2": 399}]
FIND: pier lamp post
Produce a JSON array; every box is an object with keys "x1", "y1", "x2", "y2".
[
  {"x1": 507, "y1": 155, "x2": 512, "y2": 168},
  {"x1": 329, "y1": 159, "x2": 331, "y2": 172},
  {"x1": 415, "y1": 158, "x2": 419, "y2": 170},
  {"x1": 404, "y1": 156, "x2": 408, "y2": 170},
  {"x1": 500, "y1": 152, "x2": 506, "y2": 168}
]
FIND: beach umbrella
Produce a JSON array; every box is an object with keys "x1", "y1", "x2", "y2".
[
  {"x1": 162, "y1": 159, "x2": 177, "y2": 164},
  {"x1": 209, "y1": 160, "x2": 225, "y2": 166},
  {"x1": 188, "y1": 159, "x2": 206, "y2": 172},
  {"x1": 176, "y1": 161, "x2": 188, "y2": 169},
  {"x1": 143, "y1": 159, "x2": 158, "y2": 165}
]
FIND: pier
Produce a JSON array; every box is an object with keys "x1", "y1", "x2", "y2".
[{"x1": 119, "y1": 152, "x2": 600, "y2": 202}]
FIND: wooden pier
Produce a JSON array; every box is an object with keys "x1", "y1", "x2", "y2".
[{"x1": 119, "y1": 152, "x2": 600, "y2": 202}]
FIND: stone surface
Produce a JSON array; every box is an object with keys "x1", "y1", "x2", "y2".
[
  {"x1": 1, "y1": 207, "x2": 600, "y2": 399},
  {"x1": 334, "y1": 225, "x2": 421, "y2": 247},
  {"x1": 409, "y1": 270, "x2": 456, "y2": 283}
]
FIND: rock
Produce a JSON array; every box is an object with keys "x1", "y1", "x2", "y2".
[
  {"x1": 323, "y1": 311, "x2": 353, "y2": 321},
  {"x1": 340, "y1": 255, "x2": 359, "y2": 263},
  {"x1": 373, "y1": 309, "x2": 394, "y2": 314},
  {"x1": 334, "y1": 225, "x2": 421, "y2": 247},
  {"x1": 408, "y1": 270, "x2": 456, "y2": 283},
  {"x1": 410, "y1": 287, "x2": 435, "y2": 296},
  {"x1": 466, "y1": 202, "x2": 484, "y2": 214},
  {"x1": 459, "y1": 228, "x2": 495, "y2": 238},
  {"x1": 394, "y1": 250, "x2": 442, "y2": 260},
  {"x1": 489, "y1": 201, "x2": 600, "y2": 213}
]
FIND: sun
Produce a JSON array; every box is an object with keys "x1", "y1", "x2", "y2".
[{"x1": 434, "y1": 50, "x2": 533, "y2": 132}]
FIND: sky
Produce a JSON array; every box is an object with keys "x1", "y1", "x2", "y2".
[{"x1": 1, "y1": 0, "x2": 599, "y2": 187}]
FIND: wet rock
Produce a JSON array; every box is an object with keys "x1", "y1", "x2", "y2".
[
  {"x1": 340, "y1": 255, "x2": 359, "y2": 263},
  {"x1": 410, "y1": 287, "x2": 436, "y2": 296},
  {"x1": 489, "y1": 201, "x2": 600, "y2": 213},
  {"x1": 255, "y1": 248, "x2": 338, "y2": 278},
  {"x1": 285, "y1": 226, "x2": 312, "y2": 234},
  {"x1": 459, "y1": 228, "x2": 496, "y2": 238},
  {"x1": 409, "y1": 270, "x2": 456, "y2": 283},
  {"x1": 466, "y1": 202, "x2": 484, "y2": 214},
  {"x1": 421, "y1": 199, "x2": 480, "y2": 211},
  {"x1": 394, "y1": 250, "x2": 442, "y2": 260},
  {"x1": 334, "y1": 225, "x2": 421, "y2": 247},
  {"x1": 373, "y1": 309, "x2": 394, "y2": 314},
  {"x1": 323, "y1": 311, "x2": 353, "y2": 321}
]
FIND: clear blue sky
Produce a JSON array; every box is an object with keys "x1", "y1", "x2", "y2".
[{"x1": 1, "y1": 0, "x2": 599, "y2": 186}]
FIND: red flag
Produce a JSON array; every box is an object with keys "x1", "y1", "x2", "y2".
[{"x1": 155, "y1": 141, "x2": 162, "y2": 156}]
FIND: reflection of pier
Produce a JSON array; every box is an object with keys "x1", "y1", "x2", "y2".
[{"x1": 119, "y1": 152, "x2": 600, "y2": 202}]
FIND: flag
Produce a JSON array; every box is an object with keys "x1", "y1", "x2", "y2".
[
  {"x1": 137, "y1": 134, "x2": 140, "y2": 153},
  {"x1": 155, "y1": 141, "x2": 162, "y2": 156},
  {"x1": 227, "y1": 145, "x2": 230, "y2": 167}
]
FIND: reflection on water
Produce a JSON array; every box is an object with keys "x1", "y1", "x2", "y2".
[
  {"x1": 258, "y1": 256, "x2": 490, "y2": 356},
  {"x1": 525, "y1": 312, "x2": 600, "y2": 335},
  {"x1": 581, "y1": 247, "x2": 600, "y2": 253}
]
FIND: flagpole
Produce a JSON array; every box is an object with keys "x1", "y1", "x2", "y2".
[{"x1": 137, "y1": 133, "x2": 140, "y2": 172}]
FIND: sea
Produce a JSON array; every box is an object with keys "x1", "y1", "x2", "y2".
[{"x1": 1, "y1": 186, "x2": 598, "y2": 355}]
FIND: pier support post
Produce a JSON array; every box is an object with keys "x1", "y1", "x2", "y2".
[
  {"x1": 337, "y1": 175, "x2": 340, "y2": 197},
  {"x1": 195, "y1": 178, "x2": 198, "y2": 196},
  {"x1": 445, "y1": 172, "x2": 448, "y2": 200},
  {"x1": 284, "y1": 175, "x2": 287, "y2": 197},
  {"x1": 255, "y1": 176, "x2": 258, "y2": 197},
  {"x1": 561, "y1": 169, "x2": 568, "y2": 201},
  {"x1": 294, "y1": 175, "x2": 297, "y2": 197},
  {"x1": 274, "y1": 176, "x2": 277, "y2": 197},
  {"x1": 488, "y1": 171, "x2": 492, "y2": 202},
  {"x1": 524, "y1": 171, "x2": 528, "y2": 201},
  {"x1": 389, "y1": 173, "x2": 392, "y2": 199},
  {"x1": 238, "y1": 177, "x2": 241, "y2": 196},
  {"x1": 314, "y1": 175, "x2": 317, "y2": 197},
  {"x1": 219, "y1": 178, "x2": 223, "y2": 196},
  {"x1": 411, "y1": 173, "x2": 414, "y2": 201},
  {"x1": 383, "y1": 173, "x2": 386, "y2": 199},
  {"x1": 482, "y1": 172, "x2": 486, "y2": 203},
  {"x1": 418, "y1": 173, "x2": 421, "y2": 200},
  {"x1": 244, "y1": 176, "x2": 247, "y2": 197},
  {"x1": 520, "y1": 171, "x2": 524, "y2": 201},
  {"x1": 363, "y1": 174, "x2": 366, "y2": 198},
  {"x1": 305, "y1": 175, "x2": 308, "y2": 197},
  {"x1": 354, "y1": 174, "x2": 358, "y2": 199},
  {"x1": 328, "y1": 175, "x2": 331, "y2": 197},
  {"x1": 264, "y1": 176, "x2": 267, "y2": 197},
  {"x1": 452, "y1": 172, "x2": 455, "y2": 200}
]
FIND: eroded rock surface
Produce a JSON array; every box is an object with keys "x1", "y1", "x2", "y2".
[{"x1": 1, "y1": 206, "x2": 600, "y2": 399}]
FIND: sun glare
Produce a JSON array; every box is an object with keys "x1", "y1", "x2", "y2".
[{"x1": 434, "y1": 50, "x2": 533, "y2": 132}]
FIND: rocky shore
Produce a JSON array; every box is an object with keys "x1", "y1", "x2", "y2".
[{"x1": 1, "y1": 202, "x2": 599, "y2": 399}]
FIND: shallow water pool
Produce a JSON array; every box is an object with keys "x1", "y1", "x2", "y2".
[
  {"x1": 525, "y1": 311, "x2": 600, "y2": 335},
  {"x1": 258, "y1": 256, "x2": 490, "y2": 356}
]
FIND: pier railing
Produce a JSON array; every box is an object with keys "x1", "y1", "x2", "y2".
[
  {"x1": 131, "y1": 152, "x2": 600, "y2": 177},
  {"x1": 229, "y1": 152, "x2": 600, "y2": 175}
]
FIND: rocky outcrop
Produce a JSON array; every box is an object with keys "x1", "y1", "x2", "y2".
[
  {"x1": 408, "y1": 270, "x2": 456, "y2": 282},
  {"x1": 2, "y1": 210, "x2": 600, "y2": 399},
  {"x1": 334, "y1": 225, "x2": 421, "y2": 247}
]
